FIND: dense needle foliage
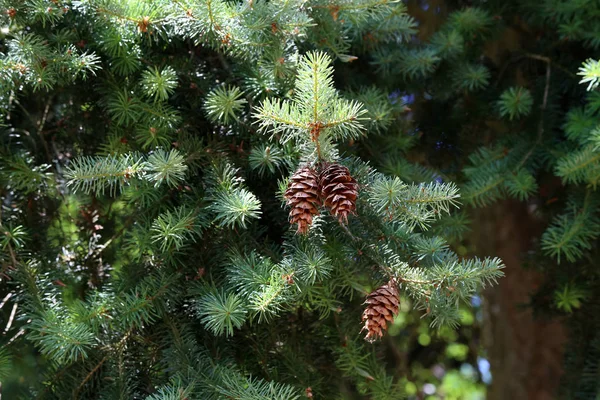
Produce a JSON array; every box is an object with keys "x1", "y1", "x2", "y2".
[
  {"x1": 0, "y1": 0, "x2": 503, "y2": 398},
  {"x1": 4, "y1": 0, "x2": 600, "y2": 398}
]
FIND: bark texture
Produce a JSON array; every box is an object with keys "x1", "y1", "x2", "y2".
[{"x1": 473, "y1": 201, "x2": 566, "y2": 400}]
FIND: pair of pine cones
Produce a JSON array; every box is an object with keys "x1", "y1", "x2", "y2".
[{"x1": 284, "y1": 163, "x2": 358, "y2": 234}]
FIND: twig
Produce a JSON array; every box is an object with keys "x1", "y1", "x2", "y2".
[
  {"x1": 6, "y1": 329, "x2": 24, "y2": 345},
  {"x1": 337, "y1": 220, "x2": 435, "y2": 286},
  {"x1": 396, "y1": 276, "x2": 435, "y2": 285},
  {"x1": 96, "y1": 215, "x2": 136, "y2": 255},
  {"x1": 75, "y1": 356, "x2": 107, "y2": 396},
  {"x1": 37, "y1": 100, "x2": 53, "y2": 163},
  {"x1": 338, "y1": 220, "x2": 360, "y2": 241},
  {"x1": 496, "y1": 52, "x2": 573, "y2": 88},
  {"x1": 0, "y1": 293, "x2": 11, "y2": 309},
  {"x1": 525, "y1": 53, "x2": 575, "y2": 78},
  {"x1": 76, "y1": 328, "x2": 134, "y2": 396},
  {"x1": 516, "y1": 58, "x2": 551, "y2": 169},
  {"x1": 3, "y1": 303, "x2": 17, "y2": 333},
  {"x1": 524, "y1": 53, "x2": 550, "y2": 64},
  {"x1": 1, "y1": 242, "x2": 19, "y2": 281}
]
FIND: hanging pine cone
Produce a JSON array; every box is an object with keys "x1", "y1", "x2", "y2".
[
  {"x1": 361, "y1": 280, "x2": 399, "y2": 342},
  {"x1": 284, "y1": 166, "x2": 321, "y2": 234},
  {"x1": 319, "y1": 163, "x2": 358, "y2": 223}
]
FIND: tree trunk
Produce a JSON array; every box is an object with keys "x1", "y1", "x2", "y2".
[{"x1": 473, "y1": 201, "x2": 566, "y2": 400}]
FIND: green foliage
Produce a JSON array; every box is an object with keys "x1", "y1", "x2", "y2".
[
  {"x1": 555, "y1": 144, "x2": 600, "y2": 186},
  {"x1": 0, "y1": 154, "x2": 53, "y2": 194},
  {"x1": 0, "y1": 224, "x2": 27, "y2": 250},
  {"x1": 397, "y1": 48, "x2": 441, "y2": 79},
  {"x1": 151, "y1": 207, "x2": 205, "y2": 252},
  {"x1": 196, "y1": 291, "x2": 248, "y2": 336},
  {"x1": 64, "y1": 153, "x2": 146, "y2": 195},
  {"x1": 141, "y1": 66, "x2": 178, "y2": 103},
  {"x1": 254, "y1": 51, "x2": 367, "y2": 152},
  {"x1": 430, "y1": 30, "x2": 464, "y2": 59},
  {"x1": 368, "y1": 176, "x2": 460, "y2": 229},
  {"x1": 205, "y1": 85, "x2": 247, "y2": 124},
  {"x1": 0, "y1": 348, "x2": 12, "y2": 381},
  {"x1": 578, "y1": 58, "x2": 600, "y2": 91},
  {"x1": 212, "y1": 188, "x2": 262, "y2": 228},
  {"x1": 453, "y1": 63, "x2": 491, "y2": 92},
  {"x1": 505, "y1": 169, "x2": 538, "y2": 200},
  {"x1": 555, "y1": 284, "x2": 587, "y2": 313},
  {"x1": 447, "y1": 7, "x2": 493, "y2": 38},
  {"x1": 348, "y1": 87, "x2": 395, "y2": 133},
  {"x1": 497, "y1": 87, "x2": 534, "y2": 120},
  {"x1": 27, "y1": 310, "x2": 96, "y2": 364},
  {"x1": 146, "y1": 149, "x2": 188, "y2": 188},
  {"x1": 248, "y1": 144, "x2": 287, "y2": 176},
  {"x1": 0, "y1": 0, "x2": 509, "y2": 399},
  {"x1": 64, "y1": 149, "x2": 188, "y2": 195},
  {"x1": 541, "y1": 193, "x2": 600, "y2": 263}
]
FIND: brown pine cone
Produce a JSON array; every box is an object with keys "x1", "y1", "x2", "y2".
[
  {"x1": 284, "y1": 166, "x2": 320, "y2": 234},
  {"x1": 361, "y1": 280, "x2": 399, "y2": 342},
  {"x1": 319, "y1": 163, "x2": 358, "y2": 224}
]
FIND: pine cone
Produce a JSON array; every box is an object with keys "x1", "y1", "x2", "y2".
[
  {"x1": 361, "y1": 280, "x2": 399, "y2": 342},
  {"x1": 319, "y1": 163, "x2": 358, "y2": 223},
  {"x1": 284, "y1": 166, "x2": 321, "y2": 234}
]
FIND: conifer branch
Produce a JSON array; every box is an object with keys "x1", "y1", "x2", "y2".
[
  {"x1": 1, "y1": 1, "x2": 512, "y2": 394},
  {"x1": 76, "y1": 356, "x2": 107, "y2": 396},
  {"x1": 516, "y1": 55, "x2": 551, "y2": 169}
]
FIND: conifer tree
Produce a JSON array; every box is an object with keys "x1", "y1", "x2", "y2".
[
  {"x1": 11, "y1": 0, "x2": 600, "y2": 398},
  {"x1": 0, "y1": 1, "x2": 503, "y2": 398}
]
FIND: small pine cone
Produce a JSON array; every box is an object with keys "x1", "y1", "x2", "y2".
[
  {"x1": 319, "y1": 163, "x2": 358, "y2": 223},
  {"x1": 284, "y1": 166, "x2": 320, "y2": 234},
  {"x1": 361, "y1": 280, "x2": 399, "y2": 342}
]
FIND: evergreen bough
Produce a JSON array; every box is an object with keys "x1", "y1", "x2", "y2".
[{"x1": 0, "y1": 0, "x2": 505, "y2": 398}]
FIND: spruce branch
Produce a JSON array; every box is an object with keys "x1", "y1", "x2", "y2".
[
  {"x1": 248, "y1": 144, "x2": 286, "y2": 176},
  {"x1": 505, "y1": 169, "x2": 538, "y2": 200},
  {"x1": 226, "y1": 250, "x2": 274, "y2": 298},
  {"x1": 248, "y1": 275, "x2": 289, "y2": 323},
  {"x1": 554, "y1": 283, "x2": 587, "y2": 313},
  {"x1": 64, "y1": 153, "x2": 145, "y2": 195},
  {"x1": 368, "y1": 177, "x2": 460, "y2": 229},
  {"x1": 555, "y1": 144, "x2": 600, "y2": 186},
  {"x1": 151, "y1": 207, "x2": 205, "y2": 252},
  {"x1": 26, "y1": 310, "x2": 96, "y2": 365},
  {"x1": 0, "y1": 348, "x2": 13, "y2": 381},
  {"x1": 141, "y1": 66, "x2": 178, "y2": 102},
  {"x1": 452, "y1": 63, "x2": 491, "y2": 91},
  {"x1": 254, "y1": 51, "x2": 367, "y2": 160},
  {"x1": 447, "y1": 7, "x2": 494, "y2": 38},
  {"x1": 497, "y1": 86, "x2": 534, "y2": 120},
  {"x1": 145, "y1": 149, "x2": 188, "y2": 188},
  {"x1": 65, "y1": 149, "x2": 187, "y2": 195},
  {"x1": 541, "y1": 192, "x2": 600, "y2": 263},
  {"x1": 212, "y1": 188, "x2": 262, "y2": 228},
  {"x1": 196, "y1": 290, "x2": 248, "y2": 337},
  {"x1": 397, "y1": 48, "x2": 440, "y2": 79},
  {"x1": 205, "y1": 85, "x2": 247, "y2": 124},
  {"x1": 430, "y1": 30, "x2": 464, "y2": 59}
]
